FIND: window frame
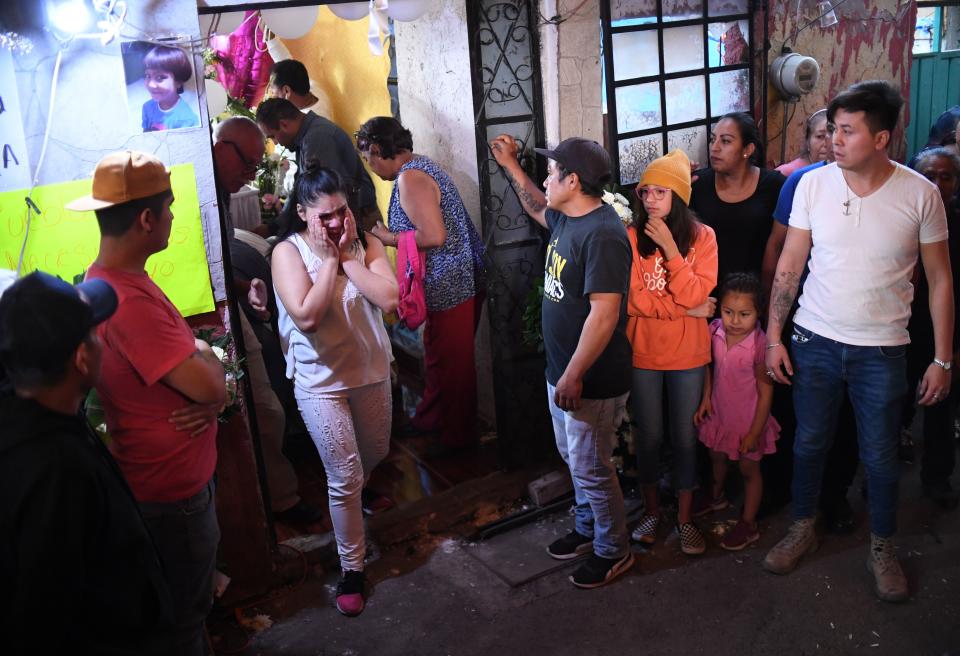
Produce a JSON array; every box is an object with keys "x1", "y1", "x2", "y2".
[
  {"x1": 915, "y1": 1, "x2": 960, "y2": 55},
  {"x1": 600, "y1": 0, "x2": 755, "y2": 185}
]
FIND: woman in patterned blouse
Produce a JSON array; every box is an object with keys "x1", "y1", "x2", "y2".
[{"x1": 357, "y1": 117, "x2": 486, "y2": 451}]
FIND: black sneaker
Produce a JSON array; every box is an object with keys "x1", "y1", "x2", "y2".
[
  {"x1": 335, "y1": 570, "x2": 366, "y2": 617},
  {"x1": 569, "y1": 552, "x2": 635, "y2": 589},
  {"x1": 546, "y1": 530, "x2": 593, "y2": 560}
]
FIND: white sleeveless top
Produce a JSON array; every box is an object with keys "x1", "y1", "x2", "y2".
[{"x1": 275, "y1": 233, "x2": 392, "y2": 393}]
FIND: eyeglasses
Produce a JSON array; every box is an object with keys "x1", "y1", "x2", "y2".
[
  {"x1": 636, "y1": 186, "x2": 669, "y2": 201},
  {"x1": 221, "y1": 140, "x2": 262, "y2": 173},
  {"x1": 355, "y1": 135, "x2": 372, "y2": 153},
  {"x1": 307, "y1": 204, "x2": 349, "y2": 223}
]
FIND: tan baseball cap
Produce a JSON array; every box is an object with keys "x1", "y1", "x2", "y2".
[{"x1": 66, "y1": 151, "x2": 171, "y2": 211}]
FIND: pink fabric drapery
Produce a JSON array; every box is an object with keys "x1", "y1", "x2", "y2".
[{"x1": 210, "y1": 11, "x2": 273, "y2": 108}]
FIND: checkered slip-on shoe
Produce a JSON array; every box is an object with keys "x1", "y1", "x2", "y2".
[
  {"x1": 630, "y1": 512, "x2": 661, "y2": 545},
  {"x1": 676, "y1": 521, "x2": 706, "y2": 555}
]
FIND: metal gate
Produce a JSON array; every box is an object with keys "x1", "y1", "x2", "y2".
[
  {"x1": 907, "y1": 50, "x2": 960, "y2": 159},
  {"x1": 467, "y1": 0, "x2": 552, "y2": 465}
]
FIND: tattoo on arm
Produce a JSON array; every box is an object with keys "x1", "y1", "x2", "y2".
[
  {"x1": 505, "y1": 167, "x2": 546, "y2": 213},
  {"x1": 770, "y1": 271, "x2": 801, "y2": 328}
]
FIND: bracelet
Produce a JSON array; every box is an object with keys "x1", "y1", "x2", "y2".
[{"x1": 765, "y1": 342, "x2": 783, "y2": 350}]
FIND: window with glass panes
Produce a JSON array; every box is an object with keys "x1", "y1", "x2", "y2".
[
  {"x1": 601, "y1": 0, "x2": 754, "y2": 185},
  {"x1": 914, "y1": 2, "x2": 960, "y2": 55}
]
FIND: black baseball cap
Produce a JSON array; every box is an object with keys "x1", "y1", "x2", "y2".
[
  {"x1": 535, "y1": 138, "x2": 612, "y2": 188},
  {"x1": 0, "y1": 271, "x2": 118, "y2": 383}
]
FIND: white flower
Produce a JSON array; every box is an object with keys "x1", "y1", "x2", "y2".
[
  {"x1": 601, "y1": 189, "x2": 634, "y2": 225},
  {"x1": 212, "y1": 346, "x2": 226, "y2": 362}
]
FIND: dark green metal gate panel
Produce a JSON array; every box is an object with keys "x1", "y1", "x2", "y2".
[{"x1": 908, "y1": 51, "x2": 960, "y2": 159}]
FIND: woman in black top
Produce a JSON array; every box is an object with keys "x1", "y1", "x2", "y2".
[
  {"x1": 690, "y1": 112, "x2": 785, "y2": 292},
  {"x1": 689, "y1": 113, "x2": 788, "y2": 519}
]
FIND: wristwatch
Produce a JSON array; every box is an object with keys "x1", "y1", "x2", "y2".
[{"x1": 933, "y1": 357, "x2": 953, "y2": 371}]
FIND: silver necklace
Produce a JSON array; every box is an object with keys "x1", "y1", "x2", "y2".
[{"x1": 842, "y1": 176, "x2": 854, "y2": 216}]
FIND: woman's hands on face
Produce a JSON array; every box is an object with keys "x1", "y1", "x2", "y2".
[
  {"x1": 308, "y1": 217, "x2": 339, "y2": 261},
  {"x1": 338, "y1": 213, "x2": 361, "y2": 263}
]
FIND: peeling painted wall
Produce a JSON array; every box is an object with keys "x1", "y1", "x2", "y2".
[{"x1": 766, "y1": 0, "x2": 916, "y2": 165}]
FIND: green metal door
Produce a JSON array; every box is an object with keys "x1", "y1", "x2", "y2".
[{"x1": 907, "y1": 50, "x2": 960, "y2": 159}]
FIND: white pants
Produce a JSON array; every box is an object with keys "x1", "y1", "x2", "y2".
[{"x1": 295, "y1": 379, "x2": 391, "y2": 571}]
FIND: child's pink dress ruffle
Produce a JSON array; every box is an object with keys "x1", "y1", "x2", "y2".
[{"x1": 698, "y1": 320, "x2": 780, "y2": 462}]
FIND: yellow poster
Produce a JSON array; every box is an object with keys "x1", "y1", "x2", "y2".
[{"x1": 0, "y1": 163, "x2": 215, "y2": 316}]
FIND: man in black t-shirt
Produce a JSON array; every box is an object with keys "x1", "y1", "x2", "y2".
[{"x1": 491, "y1": 134, "x2": 633, "y2": 589}]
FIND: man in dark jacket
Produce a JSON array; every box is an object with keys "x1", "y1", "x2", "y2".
[
  {"x1": 0, "y1": 271, "x2": 174, "y2": 655},
  {"x1": 255, "y1": 98, "x2": 382, "y2": 232}
]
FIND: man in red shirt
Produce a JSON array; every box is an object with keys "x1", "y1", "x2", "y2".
[{"x1": 68, "y1": 151, "x2": 227, "y2": 656}]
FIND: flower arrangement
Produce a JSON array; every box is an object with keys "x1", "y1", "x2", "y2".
[
  {"x1": 602, "y1": 187, "x2": 634, "y2": 226},
  {"x1": 194, "y1": 327, "x2": 246, "y2": 423},
  {"x1": 255, "y1": 150, "x2": 292, "y2": 223}
]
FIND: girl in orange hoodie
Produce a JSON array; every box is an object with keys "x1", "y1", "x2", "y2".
[{"x1": 626, "y1": 150, "x2": 719, "y2": 556}]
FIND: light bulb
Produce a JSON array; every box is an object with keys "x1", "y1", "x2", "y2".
[{"x1": 47, "y1": 0, "x2": 93, "y2": 35}]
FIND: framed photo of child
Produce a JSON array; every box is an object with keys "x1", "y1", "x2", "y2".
[{"x1": 121, "y1": 40, "x2": 201, "y2": 134}]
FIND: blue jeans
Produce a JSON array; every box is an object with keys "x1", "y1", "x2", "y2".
[
  {"x1": 790, "y1": 325, "x2": 907, "y2": 537},
  {"x1": 631, "y1": 367, "x2": 705, "y2": 491},
  {"x1": 547, "y1": 383, "x2": 629, "y2": 559}
]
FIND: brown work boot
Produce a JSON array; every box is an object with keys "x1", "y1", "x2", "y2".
[
  {"x1": 762, "y1": 518, "x2": 817, "y2": 574},
  {"x1": 867, "y1": 534, "x2": 908, "y2": 602}
]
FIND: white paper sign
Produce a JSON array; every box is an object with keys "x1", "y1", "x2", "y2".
[{"x1": 0, "y1": 49, "x2": 32, "y2": 192}]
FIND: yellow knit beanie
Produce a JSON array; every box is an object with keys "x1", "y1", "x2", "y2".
[{"x1": 638, "y1": 149, "x2": 692, "y2": 206}]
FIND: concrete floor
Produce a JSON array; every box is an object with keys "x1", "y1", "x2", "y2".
[{"x1": 237, "y1": 465, "x2": 960, "y2": 656}]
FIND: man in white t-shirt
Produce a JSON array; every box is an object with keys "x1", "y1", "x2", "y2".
[{"x1": 763, "y1": 80, "x2": 954, "y2": 602}]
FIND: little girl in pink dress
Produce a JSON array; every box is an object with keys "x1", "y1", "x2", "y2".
[{"x1": 695, "y1": 272, "x2": 780, "y2": 550}]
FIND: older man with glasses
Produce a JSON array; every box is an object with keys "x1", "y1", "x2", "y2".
[
  {"x1": 213, "y1": 117, "x2": 267, "y2": 237},
  {"x1": 212, "y1": 117, "x2": 324, "y2": 530}
]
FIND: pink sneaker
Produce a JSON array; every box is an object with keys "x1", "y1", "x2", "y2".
[{"x1": 335, "y1": 570, "x2": 366, "y2": 616}]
